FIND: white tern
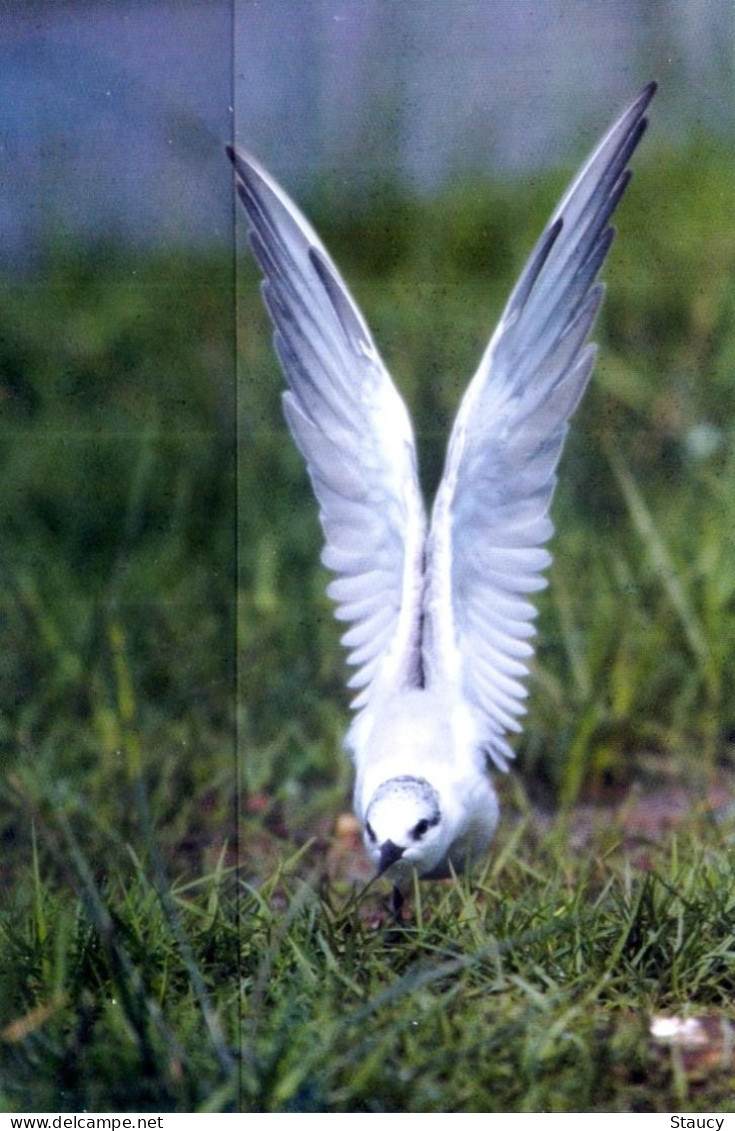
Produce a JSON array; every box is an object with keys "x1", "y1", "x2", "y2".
[{"x1": 229, "y1": 82, "x2": 655, "y2": 898}]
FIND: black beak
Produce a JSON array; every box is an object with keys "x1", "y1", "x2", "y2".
[{"x1": 377, "y1": 839, "x2": 405, "y2": 876}]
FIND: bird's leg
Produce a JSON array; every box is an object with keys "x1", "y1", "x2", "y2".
[{"x1": 391, "y1": 884, "x2": 404, "y2": 922}]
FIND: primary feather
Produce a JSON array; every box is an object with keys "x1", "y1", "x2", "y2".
[{"x1": 230, "y1": 81, "x2": 655, "y2": 885}]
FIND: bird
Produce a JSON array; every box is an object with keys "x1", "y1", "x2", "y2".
[{"x1": 229, "y1": 82, "x2": 656, "y2": 906}]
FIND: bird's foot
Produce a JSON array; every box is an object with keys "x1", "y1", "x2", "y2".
[{"x1": 391, "y1": 884, "x2": 405, "y2": 923}]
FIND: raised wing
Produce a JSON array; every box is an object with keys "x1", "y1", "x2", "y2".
[
  {"x1": 229, "y1": 148, "x2": 427, "y2": 709},
  {"x1": 423, "y1": 83, "x2": 656, "y2": 769}
]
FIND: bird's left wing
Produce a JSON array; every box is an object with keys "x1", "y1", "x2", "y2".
[
  {"x1": 229, "y1": 148, "x2": 427, "y2": 708},
  {"x1": 422, "y1": 83, "x2": 656, "y2": 770}
]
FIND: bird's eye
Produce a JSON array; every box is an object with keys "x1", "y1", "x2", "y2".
[
  {"x1": 413, "y1": 819, "x2": 430, "y2": 840},
  {"x1": 365, "y1": 821, "x2": 377, "y2": 843}
]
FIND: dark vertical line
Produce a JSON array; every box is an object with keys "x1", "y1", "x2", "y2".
[{"x1": 229, "y1": 0, "x2": 244, "y2": 1113}]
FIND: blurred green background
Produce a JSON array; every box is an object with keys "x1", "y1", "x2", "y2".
[
  {"x1": 3, "y1": 133, "x2": 732, "y2": 868},
  {"x1": 1, "y1": 0, "x2": 734, "y2": 1113}
]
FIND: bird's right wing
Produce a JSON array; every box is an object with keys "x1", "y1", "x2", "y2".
[{"x1": 230, "y1": 149, "x2": 427, "y2": 709}]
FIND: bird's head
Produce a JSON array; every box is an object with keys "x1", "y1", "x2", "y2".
[{"x1": 363, "y1": 775, "x2": 447, "y2": 880}]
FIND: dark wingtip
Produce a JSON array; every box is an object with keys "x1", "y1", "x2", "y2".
[
  {"x1": 638, "y1": 81, "x2": 658, "y2": 114},
  {"x1": 225, "y1": 143, "x2": 236, "y2": 164}
]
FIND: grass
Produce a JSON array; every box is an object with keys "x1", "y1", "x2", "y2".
[
  {"x1": 1, "y1": 139, "x2": 734, "y2": 1111},
  {"x1": 2, "y1": 800, "x2": 733, "y2": 1111},
  {"x1": 239, "y1": 819, "x2": 735, "y2": 1113}
]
